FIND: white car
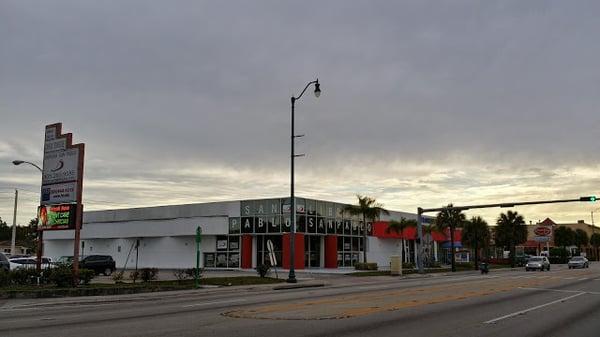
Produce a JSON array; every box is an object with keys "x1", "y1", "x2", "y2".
[
  {"x1": 9, "y1": 257, "x2": 53, "y2": 270},
  {"x1": 568, "y1": 256, "x2": 589, "y2": 269},
  {"x1": 525, "y1": 256, "x2": 551, "y2": 271}
]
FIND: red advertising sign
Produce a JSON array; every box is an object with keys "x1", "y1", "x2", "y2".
[
  {"x1": 38, "y1": 204, "x2": 78, "y2": 230},
  {"x1": 534, "y1": 226, "x2": 552, "y2": 237}
]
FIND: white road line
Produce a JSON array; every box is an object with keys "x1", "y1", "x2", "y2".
[
  {"x1": 182, "y1": 299, "x2": 245, "y2": 308},
  {"x1": 579, "y1": 278, "x2": 589, "y2": 281},
  {"x1": 483, "y1": 292, "x2": 585, "y2": 324},
  {"x1": 519, "y1": 287, "x2": 600, "y2": 295},
  {"x1": 565, "y1": 277, "x2": 576, "y2": 280}
]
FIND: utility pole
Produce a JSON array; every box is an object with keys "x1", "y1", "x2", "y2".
[{"x1": 11, "y1": 189, "x2": 18, "y2": 255}]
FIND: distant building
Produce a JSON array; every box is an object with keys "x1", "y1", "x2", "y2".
[{"x1": 519, "y1": 218, "x2": 598, "y2": 259}]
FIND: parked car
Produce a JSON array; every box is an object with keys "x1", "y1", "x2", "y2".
[
  {"x1": 525, "y1": 256, "x2": 550, "y2": 271},
  {"x1": 9, "y1": 257, "x2": 53, "y2": 270},
  {"x1": 568, "y1": 256, "x2": 589, "y2": 269},
  {"x1": 79, "y1": 255, "x2": 116, "y2": 276},
  {"x1": 56, "y1": 256, "x2": 75, "y2": 264},
  {"x1": 516, "y1": 254, "x2": 531, "y2": 267},
  {"x1": 0, "y1": 253, "x2": 9, "y2": 271}
]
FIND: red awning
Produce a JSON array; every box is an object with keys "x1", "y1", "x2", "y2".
[{"x1": 372, "y1": 221, "x2": 461, "y2": 242}]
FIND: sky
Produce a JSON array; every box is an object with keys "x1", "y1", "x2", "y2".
[{"x1": 1, "y1": 1, "x2": 599, "y2": 228}]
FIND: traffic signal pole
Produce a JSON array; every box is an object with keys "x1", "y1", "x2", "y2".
[{"x1": 416, "y1": 196, "x2": 597, "y2": 274}]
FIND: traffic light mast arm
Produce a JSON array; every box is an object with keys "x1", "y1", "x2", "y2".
[{"x1": 419, "y1": 196, "x2": 596, "y2": 214}]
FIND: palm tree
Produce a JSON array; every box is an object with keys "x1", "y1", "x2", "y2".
[
  {"x1": 494, "y1": 211, "x2": 527, "y2": 268},
  {"x1": 574, "y1": 229, "x2": 589, "y2": 255},
  {"x1": 386, "y1": 218, "x2": 417, "y2": 263},
  {"x1": 554, "y1": 226, "x2": 575, "y2": 250},
  {"x1": 590, "y1": 233, "x2": 600, "y2": 261},
  {"x1": 434, "y1": 204, "x2": 466, "y2": 272},
  {"x1": 462, "y1": 216, "x2": 490, "y2": 270},
  {"x1": 344, "y1": 195, "x2": 389, "y2": 263}
]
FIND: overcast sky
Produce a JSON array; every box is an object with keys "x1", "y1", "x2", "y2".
[{"x1": 1, "y1": 1, "x2": 599, "y2": 227}]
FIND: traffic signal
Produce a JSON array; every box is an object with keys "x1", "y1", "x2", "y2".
[{"x1": 580, "y1": 196, "x2": 597, "y2": 202}]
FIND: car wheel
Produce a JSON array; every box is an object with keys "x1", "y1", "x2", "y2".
[{"x1": 104, "y1": 268, "x2": 112, "y2": 276}]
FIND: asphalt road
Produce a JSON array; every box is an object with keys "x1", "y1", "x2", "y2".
[{"x1": 3, "y1": 264, "x2": 600, "y2": 337}]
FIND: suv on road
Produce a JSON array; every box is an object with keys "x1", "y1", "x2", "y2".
[
  {"x1": 525, "y1": 256, "x2": 550, "y2": 271},
  {"x1": 79, "y1": 255, "x2": 116, "y2": 276}
]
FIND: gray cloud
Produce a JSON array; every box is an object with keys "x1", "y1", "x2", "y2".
[{"x1": 1, "y1": 1, "x2": 600, "y2": 225}]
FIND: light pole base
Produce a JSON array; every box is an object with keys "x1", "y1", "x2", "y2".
[{"x1": 286, "y1": 270, "x2": 297, "y2": 283}]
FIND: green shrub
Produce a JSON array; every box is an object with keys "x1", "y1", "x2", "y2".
[
  {"x1": 185, "y1": 268, "x2": 203, "y2": 279},
  {"x1": 79, "y1": 268, "x2": 95, "y2": 285},
  {"x1": 354, "y1": 263, "x2": 378, "y2": 270},
  {"x1": 140, "y1": 268, "x2": 158, "y2": 282},
  {"x1": 173, "y1": 269, "x2": 189, "y2": 282},
  {"x1": 402, "y1": 262, "x2": 415, "y2": 269},
  {"x1": 0, "y1": 269, "x2": 11, "y2": 287},
  {"x1": 129, "y1": 270, "x2": 140, "y2": 282},
  {"x1": 112, "y1": 271, "x2": 125, "y2": 284},
  {"x1": 11, "y1": 268, "x2": 41, "y2": 285},
  {"x1": 47, "y1": 264, "x2": 74, "y2": 287},
  {"x1": 256, "y1": 264, "x2": 270, "y2": 278}
]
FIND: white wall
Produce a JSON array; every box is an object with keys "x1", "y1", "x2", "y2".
[
  {"x1": 369, "y1": 237, "x2": 402, "y2": 269},
  {"x1": 45, "y1": 235, "x2": 219, "y2": 269}
]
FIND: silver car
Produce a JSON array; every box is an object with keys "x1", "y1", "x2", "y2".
[
  {"x1": 525, "y1": 256, "x2": 550, "y2": 271},
  {"x1": 568, "y1": 256, "x2": 589, "y2": 269}
]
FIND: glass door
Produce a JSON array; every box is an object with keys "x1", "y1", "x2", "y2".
[{"x1": 304, "y1": 235, "x2": 321, "y2": 268}]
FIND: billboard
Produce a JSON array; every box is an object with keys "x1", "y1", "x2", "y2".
[
  {"x1": 41, "y1": 124, "x2": 84, "y2": 206},
  {"x1": 38, "y1": 204, "x2": 78, "y2": 230}
]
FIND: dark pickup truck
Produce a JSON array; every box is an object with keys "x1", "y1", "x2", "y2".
[{"x1": 79, "y1": 255, "x2": 116, "y2": 276}]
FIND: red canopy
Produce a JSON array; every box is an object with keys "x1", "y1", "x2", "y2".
[{"x1": 372, "y1": 221, "x2": 461, "y2": 242}]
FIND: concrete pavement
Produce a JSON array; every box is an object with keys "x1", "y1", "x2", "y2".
[{"x1": 2, "y1": 263, "x2": 600, "y2": 337}]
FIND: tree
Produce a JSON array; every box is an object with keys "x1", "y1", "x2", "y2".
[
  {"x1": 344, "y1": 195, "x2": 389, "y2": 263},
  {"x1": 494, "y1": 211, "x2": 527, "y2": 268},
  {"x1": 553, "y1": 226, "x2": 575, "y2": 250},
  {"x1": 590, "y1": 233, "x2": 600, "y2": 261},
  {"x1": 434, "y1": 204, "x2": 466, "y2": 272},
  {"x1": 386, "y1": 218, "x2": 417, "y2": 263},
  {"x1": 462, "y1": 216, "x2": 490, "y2": 270},
  {"x1": 574, "y1": 229, "x2": 589, "y2": 254}
]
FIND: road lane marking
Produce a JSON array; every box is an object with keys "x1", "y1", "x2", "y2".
[
  {"x1": 519, "y1": 287, "x2": 600, "y2": 295},
  {"x1": 579, "y1": 278, "x2": 589, "y2": 281},
  {"x1": 182, "y1": 299, "x2": 245, "y2": 308},
  {"x1": 483, "y1": 292, "x2": 585, "y2": 324}
]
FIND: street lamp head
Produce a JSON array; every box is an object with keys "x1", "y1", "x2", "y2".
[
  {"x1": 314, "y1": 80, "x2": 321, "y2": 98},
  {"x1": 12, "y1": 160, "x2": 24, "y2": 166}
]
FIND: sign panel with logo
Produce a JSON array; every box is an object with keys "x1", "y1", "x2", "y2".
[
  {"x1": 533, "y1": 226, "x2": 552, "y2": 242},
  {"x1": 38, "y1": 204, "x2": 77, "y2": 230},
  {"x1": 41, "y1": 124, "x2": 84, "y2": 206}
]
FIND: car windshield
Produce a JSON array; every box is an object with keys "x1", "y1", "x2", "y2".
[
  {"x1": 529, "y1": 257, "x2": 543, "y2": 262},
  {"x1": 571, "y1": 257, "x2": 584, "y2": 260}
]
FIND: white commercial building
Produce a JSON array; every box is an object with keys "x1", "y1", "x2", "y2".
[{"x1": 44, "y1": 197, "x2": 443, "y2": 270}]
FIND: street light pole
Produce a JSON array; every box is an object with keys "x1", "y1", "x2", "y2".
[
  {"x1": 287, "y1": 79, "x2": 321, "y2": 284},
  {"x1": 12, "y1": 160, "x2": 43, "y2": 271}
]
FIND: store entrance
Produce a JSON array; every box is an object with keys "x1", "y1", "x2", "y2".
[
  {"x1": 304, "y1": 235, "x2": 321, "y2": 268},
  {"x1": 256, "y1": 235, "x2": 282, "y2": 267}
]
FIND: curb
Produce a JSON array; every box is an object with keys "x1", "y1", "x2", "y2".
[{"x1": 272, "y1": 282, "x2": 326, "y2": 290}]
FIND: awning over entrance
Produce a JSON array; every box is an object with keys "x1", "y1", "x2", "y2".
[{"x1": 371, "y1": 221, "x2": 461, "y2": 242}]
